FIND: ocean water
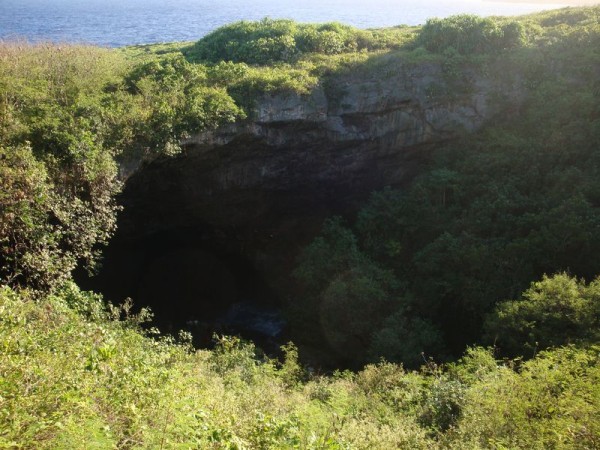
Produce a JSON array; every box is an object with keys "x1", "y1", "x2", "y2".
[{"x1": 1, "y1": 0, "x2": 569, "y2": 47}]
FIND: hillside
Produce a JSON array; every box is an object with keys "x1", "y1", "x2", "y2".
[{"x1": 1, "y1": 6, "x2": 600, "y2": 448}]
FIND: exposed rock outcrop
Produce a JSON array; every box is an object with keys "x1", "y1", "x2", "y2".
[{"x1": 186, "y1": 61, "x2": 496, "y2": 151}]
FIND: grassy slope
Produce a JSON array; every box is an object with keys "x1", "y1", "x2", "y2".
[{"x1": 1, "y1": 283, "x2": 598, "y2": 449}]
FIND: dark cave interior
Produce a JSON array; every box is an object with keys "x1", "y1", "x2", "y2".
[{"x1": 77, "y1": 226, "x2": 286, "y2": 352}]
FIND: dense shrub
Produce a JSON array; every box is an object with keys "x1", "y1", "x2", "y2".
[
  {"x1": 2, "y1": 7, "x2": 600, "y2": 447},
  {"x1": 0, "y1": 44, "x2": 243, "y2": 291},
  {"x1": 294, "y1": 218, "x2": 445, "y2": 368},
  {"x1": 122, "y1": 54, "x2": 243, "y2": 153},
  {"x1": 186, "y1": 18, "x2": 411, "y2": 65},
  {"x1": 0, "y1": 143, "x2": 118, "y2": 291},
  {"x1": 292, "y1": 8, "x2": 600, "y2": 364},
  {"x1": 416, "y1": 14, "x2": 524, "y2": 54},
  {"x1": 448, "y1": 345, "x2": 600, "y2": 449},
  {"x1": 0, "y1": 285, "x2": 438, "y2": 448},
  {"x1": 0, "y1": 44, "x2": 123, "y2": 291},
  {"x1": 485, "y1": 273, "x2": 600, "y2": 356},
  {"x1": 1, "y1": 285, "x2": 598, "y2": 448}
]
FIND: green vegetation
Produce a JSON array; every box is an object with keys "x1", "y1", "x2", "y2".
[
  {"x1": 416, "y1": 15, "x2": 525, "y2": 55},
  {"x1": 291, "y1": 6, "x2": 600, "y2": 368},
  {"x1": 0, "y1": 44, "x2": 245, "y2": 291},
  {"x1": 0, "y1": 44, "x2": 125, "y2": 291},
  {"x1": 184, "y1": 18, "x2": 416, "y2": 65},
  {"x1": 1, "y1": 6, "x2": 600, "y2": 448},
  {"x1": 1, "y1": 284, "x2": 598, "y2": 448},
  {"x1": 485, "y1": 273, "x2": 600, "y2": 357}
]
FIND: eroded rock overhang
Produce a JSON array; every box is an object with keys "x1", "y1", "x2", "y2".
[{"x1": 95, "y1": 60, "x2": 524, "y2": 328}]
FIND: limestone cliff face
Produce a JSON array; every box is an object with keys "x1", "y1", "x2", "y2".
[
  {"x1": 186, "y1": 61, "x2": 495, "y2": 153},
  {"x1": 101, "y1": 60, "x2": 522, "y2": 308}
]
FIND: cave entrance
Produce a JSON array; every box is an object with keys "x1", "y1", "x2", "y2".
[
  {"x1": 76, "y1": 130, "x2": 425, "y2": 364},
  {"x1": 77, "y1": 226, "x2": 286, "y2": 353}
]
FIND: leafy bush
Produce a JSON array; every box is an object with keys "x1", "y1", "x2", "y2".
[
  {"x1": 294, "y1": 218, "x2": 444, "y2": 368},
  {"x1": 123, "y1": 54, "x2": 244, "y2": 153},
  {"x1": 0, "y1": 142, "x2": 119, "y2": 292},
  {"x1": 1, "y1": 283, "x2": 599, "y2": 448},
  {"x1": 293, "y1": 11, "x2": 600, "y2": 362},
  {"x1": 448, "y1": 345, "x2": 600, "y2": 449},
  {"x1": 419, "y1": 376, "x2": 465, "y2": 433},
  {"x1": 0, "y1": 284, "x2": 440, "y2": 448},
  {"x1": 369, "y1": 309, "x2": 443, "y2": 368},
  {"x1": 416, "y1": 15, "x2": 524, "y2": 54},
  {"x1": 225, "y1": 64, "x2": 319, "y2": 111},
  {"x1": 485, "y1": 273, "x2": 600, "y2": 356},
  {"x1": 186, "y1": 18, "x2": 411, "y2": 65},
  {"x1": 185, "y1": 18, "x2": 301, "y2": 64},
  {"x1": 0, "y1": 44, "x2": 245, "y2": 291},
  {"x1": 0, "y1": 43, "x2": 122, "y2": 291}
]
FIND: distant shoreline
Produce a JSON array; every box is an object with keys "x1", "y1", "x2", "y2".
[
  {"x1": 2, "y1": 1, "x2": 597, "y2": 48},
  {"x1": 486, "y1": 0, "x2": 598, "y2": 5}
]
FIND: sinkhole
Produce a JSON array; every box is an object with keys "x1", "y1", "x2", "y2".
[{"x1": 76, "y1": 129, "x2": 423, "y2": 362}]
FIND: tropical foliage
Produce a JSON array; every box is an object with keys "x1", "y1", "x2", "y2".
[
  {"x1": 416, "y1": 15, "x2": 525, "y2": 54},
  {"x1": 485, "y1": 273, "x2": 600, "y2": 356},
  {"x1": 1, "y1": 284, "x2": 598, "y2": 449},
  {"x1": 291, "y1": 6, "x2": 600, "y2": 366},
  {"x1": 185, "y1": 18, "x2": 415, "y2": 65},
  {"x1": 1, "y1": 6, "x2": 600, "y2": 448},
  {"x1": 0, "y1": 44, "x2": 247, "y2": 291}
]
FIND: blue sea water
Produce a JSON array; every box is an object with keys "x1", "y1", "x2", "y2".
[{"x1": 0, "y1": 0, "x2": 570, "y2": 47}]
